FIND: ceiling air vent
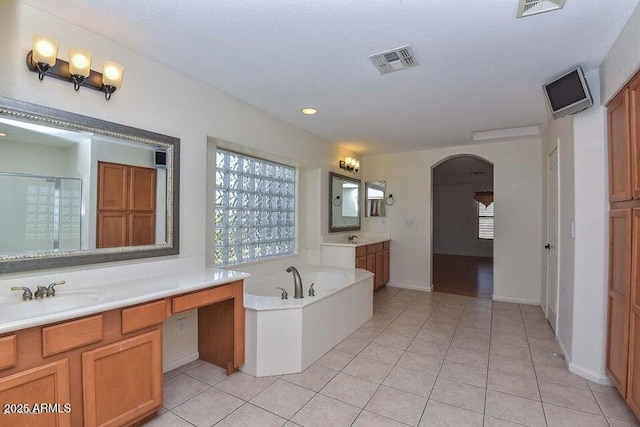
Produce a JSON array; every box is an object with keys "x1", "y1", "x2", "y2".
[
  {"x1": 517, "y1": 0, "x2": 566, "y2": 18},
  {"x1": 369, "y1": 45, "x2": 419, "y2": 75}
]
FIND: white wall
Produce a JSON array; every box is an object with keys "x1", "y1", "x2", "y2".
[
  {"x1": 540, "y1": 113, "x2": 575, "y2": 360},
  {"x1": 433, "y1": 183, "x2": 493, "y2": 257},
  {"x1": 570, "y1": 70, "x2": 610, "y2": 383},
  {"x1": 601, "y1": 2, "x2": 640, "y2": 104},
  {"x1": 363, "y1": 139, "x2": 542, "y2": 303},
  {"x1": 0, "y1": 2, "x2": 355, "y2": 370}
]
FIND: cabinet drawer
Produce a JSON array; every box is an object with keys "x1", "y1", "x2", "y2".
[
  {"x1": 0, "y1": 335, "x2": 17, "y2": 370},
  {"x1": 384, "y1": 241, "x2": 390, "y2": 250},
  {"x1": 367, "y1": 243, "x2": 384, "y2": 254},
  {"x1": 355, "y1": 246, "x2": 366, "y2": 257},
  {"x1": 42, "y1": 315, "x2": 103, "y2": 357},
  {"x1": 122, "y1": 300, "x2": 166, "y2": 334},
  {"x1": 172, "y1": 284, "x2": 234, "y2": 314}
]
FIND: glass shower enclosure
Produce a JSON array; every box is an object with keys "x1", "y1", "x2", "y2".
[{"x1": 0, "y1": 173, "x2": 82, "y2": 255}]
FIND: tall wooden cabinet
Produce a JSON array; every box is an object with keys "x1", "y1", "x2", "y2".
[
  {"x1": 607, "y1": 69, "x2": 640, "y2": 420},
  {"x1": 97, "y1": 162, "x2": 157, "y2": 248}
]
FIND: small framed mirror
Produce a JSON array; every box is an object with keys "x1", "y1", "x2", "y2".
[
  {"x1": 329, "y1": 172, "x2": 361, "y2": 232},
  {"x1": 365, "y1": 181, "x2": 386, "y2": 217}
]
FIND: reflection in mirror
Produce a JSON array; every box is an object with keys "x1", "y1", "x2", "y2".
[
  {"x1": 0, "y1": 96, "x2": 179, "y2": 273},
  {"x1": 365, "y1": 181, "x2": 386, "y2": 217},
  {"x1": 329, "y1": 172, "x2": 361, "y2": 232}
]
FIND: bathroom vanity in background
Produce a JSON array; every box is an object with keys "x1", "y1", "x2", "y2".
[
  {"x1": 0, "y1": 270, "x2": 247, "y2": 427},
  {"x1": 321, "y1": 236, "x2": 391, "y2": 290}
]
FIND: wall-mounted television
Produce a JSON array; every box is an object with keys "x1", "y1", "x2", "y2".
[{"x1": 543, "y1": 66, "x2": 593, "y2": 120}]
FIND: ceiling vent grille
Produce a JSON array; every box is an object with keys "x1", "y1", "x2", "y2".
[
  {"x1": 517, "y1": 0, "x2": 566, "y2": 18},
  {"x1": 369, "y1": 45, "x2": 419, "y2": 75}
]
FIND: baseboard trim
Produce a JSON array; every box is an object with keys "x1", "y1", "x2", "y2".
[
  {"x1": 557, "y1": 336, "x2": 571, "y2": 368},
  {"x1": 386, "y1": 282, "x2": 432, "y2": 292},
  {"x1": 163, "y1": 351, "x2": 199, "y2": 373},
  {"x1": 568, "y1": 363, "x2": 612, "y2": 385},
  {"x1": 492, "y1": 295, "x2": 540, "y2": 305}
]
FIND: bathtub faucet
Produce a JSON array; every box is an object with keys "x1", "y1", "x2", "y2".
[{"x1": 286, "y1": 266, "x2": 304, "y2": 299}]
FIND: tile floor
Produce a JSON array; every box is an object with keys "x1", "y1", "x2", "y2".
[{"x1": 144, "y1": 287, "x2": 640, "y2": 427}]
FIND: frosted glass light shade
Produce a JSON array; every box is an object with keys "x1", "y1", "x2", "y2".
[
  {"x1": 32, "y1": 35, "x2": 58, "y2": 66},
  {"x1": 102, "y1": 61, "x2": 124, "y2": 89},
  {"x1": 345, "y1": 157, "x2": 353, "y2": 167},
  {"x1": 69, "y1": 49, "x2": 91, "y2": 77},
  {"x1": 354, "y1": 160, "x2": 360, "y2": 169}
]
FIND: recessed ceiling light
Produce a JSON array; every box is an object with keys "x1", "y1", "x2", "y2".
[
  {"x1": 301, "y1": 108, "x2": 318, "y2": 115},
  {"x1": 0, "y1": 132, "x2": 7, "y2": 137}
]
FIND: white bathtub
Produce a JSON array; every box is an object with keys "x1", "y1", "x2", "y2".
[{"x1": 242, "y1": 266, "x2": 374, "y2": 377}]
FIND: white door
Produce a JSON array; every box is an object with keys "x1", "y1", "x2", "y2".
[{"x1": 546, "y1": 148, "x2": 559, "y2": 332}]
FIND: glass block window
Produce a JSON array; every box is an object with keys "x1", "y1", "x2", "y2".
[{"x1": 215, "y1": 149, "x2": 296, "y2": 266}]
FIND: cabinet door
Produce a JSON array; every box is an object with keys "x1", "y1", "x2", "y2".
[
  {"x1": 0, "y1": 359, "x2": 70, "y2": 427},
  {"x1": 632, "y1": 74, "x2": 640, "y2": 199},
  {"x1": 627, "y1": 208, "x2": 640, "y2": 417},
  {"x1": 97, "y1": 212, "x2": 128, "y2": 248},
  {"x1": 608, "y1": 89, "x2": 631, "y2": 202},
  {"x1": 82, "y1": 329, "x2": 162, "y2": 427},
  {"x1": 128, "y1": 213, "x2": 156, "y2": 246},
  {"x1": 375, "y1": 251, "x2": 384, "y2": 290},
  {"x1": 366, "y1": 254, "x2": 376, "y2": 274},
  {"x1": 607, "y1": 209, "x2": 632, "y2": 395},
  {"x1": 98, "y1": 162, "x2": 128, "y2": 211},
  {"x1": 383, "y1": 249, "x2": 390, "y2": 285},
  {"x1": 355, "y1": 256, "x2": 366, "y2": 269},
  {"x1": 129, "y1": 166, "x2": 156, "y2": 212}
]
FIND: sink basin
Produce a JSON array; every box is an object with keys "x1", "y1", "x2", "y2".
[{"x1": 0, "y1": 291, "x2": 103, "y2": 321}]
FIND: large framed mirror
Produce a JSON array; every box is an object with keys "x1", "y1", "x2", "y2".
[
  {"x1": 329, "y1": 172, "x2": 361, "y2": 232},
  {"x1": 0, "y1": 96, "x2": 180, "y2": 273},
  {"x1": 365, "y1": 181, "x2": 387, "y2": 217}
]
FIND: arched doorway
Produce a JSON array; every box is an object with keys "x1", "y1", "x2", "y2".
[{"x1": 432, "y1": 155, "x2": 494, "y2": 299}]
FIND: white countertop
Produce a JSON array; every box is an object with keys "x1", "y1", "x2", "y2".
[
  {"x1": 0, "y1": 267, "x2": 250, "y2": 334},
  {"x1": 320, "y1": 237, "x2": 390, "y2": 248}
]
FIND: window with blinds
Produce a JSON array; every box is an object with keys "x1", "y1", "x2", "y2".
[
  {"x1": 214, "y1": 149, "x2": 296, "y2": 266},
  {"x1": 478, "y1": 201, "x2": 494, "y2": 240}
]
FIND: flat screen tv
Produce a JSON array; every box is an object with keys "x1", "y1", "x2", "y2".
[{"x1": 543, "y1": 66, "x2": 593, "y2": 120}]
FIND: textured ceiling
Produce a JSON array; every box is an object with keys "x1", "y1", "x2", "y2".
[{"x1": 19, "y1": 0, "x2": 640, "y2": 154}]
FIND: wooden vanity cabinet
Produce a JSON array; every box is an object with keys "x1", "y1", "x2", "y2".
[
  {"x1": 607, "y1": 68, "x2": 640, "y2": 420},
  {"x1": 0, "y1": 359, "x2": 71, "y2": 427},
  {"x1": 82, "y1": 330, "x2": 162, "y2": 427},
  {"x1": 0, "y1": 280, "x2": 245, "y2": 426},
  {"x1": 0, "y1": 305, "x2": 164, "y2": 427},
  {"x1": 356, "y1": 241, "x2": 390, "y2": 291}
]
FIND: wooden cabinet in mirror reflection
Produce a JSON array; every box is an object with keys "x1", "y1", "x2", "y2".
[{"x1": 97, "y1": 162, "x2": 157, "y2": 248}]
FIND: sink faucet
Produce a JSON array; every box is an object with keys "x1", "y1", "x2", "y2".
[
  {"x1": 46, "y1": 280, "x2": 65, "y2": 297},
  {"x1": 347, "y1": 234, "x2": 358, "y2": 243},
  {"x1": 34, "y1": 285, "x2": 48, "y2": 299},
  {"x1": 286, "y1": 266, "x2": 304, "y2": 299}
]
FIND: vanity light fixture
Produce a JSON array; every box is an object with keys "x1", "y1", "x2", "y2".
[
  {"x1": 26, "y1": 35, "x2": 124, "y2": 100},
  {"x1": 339, "y1": 156, "x2": 360, "y2": 174},
  {"x1": 301, "y1": 108, "x2": 318, "y2": 115}
]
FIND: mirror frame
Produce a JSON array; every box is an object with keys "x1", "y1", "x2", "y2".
[
  {"x1": 329, "y1": 172, "x2": 361, "y2": 233},
  {"x1": 0, "y1": 96, "x2": 180, "y2": 273}
]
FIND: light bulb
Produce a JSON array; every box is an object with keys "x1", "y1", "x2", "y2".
[
  {"x1": 69, "y1": 49, "x2": 92, "y2": 78},
  {"x1": 102, "y1": 61, "x2": 124, "y2": 89},
  {"x1": 32, "y1": 34, "x2": 58, "y2": 66}
]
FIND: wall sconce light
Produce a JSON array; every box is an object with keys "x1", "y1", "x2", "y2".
[
  {"x1": 26, "y1": 35, "x2": 124, "y2": 100},
  {"x1": 339, "y1": 156, "x2": 360, "y2": 174}
]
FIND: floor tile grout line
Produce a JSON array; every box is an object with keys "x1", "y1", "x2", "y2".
[
  {"x1": 347, "y1": 292, "x2": 426, "y2": 426},
  {"x1": 523, "y1": 305, "x2": 550, "y2": 426},
  {"x1": 416, "y1": 295, "x2": 471, "y2": 425},
  {"x1": 481, "y1": 296, "x2": 494, "y2": 424}
]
